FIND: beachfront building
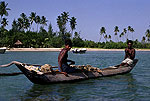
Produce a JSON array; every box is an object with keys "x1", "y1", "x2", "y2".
[{"x1": 14, "y1": 40, "x2": 23, "y2": 48}]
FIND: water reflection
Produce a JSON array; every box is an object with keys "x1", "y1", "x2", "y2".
[
  {"x1": 124, "y1": 74, "x2": 138, "y2": 100},
  {"x1": 20, "y1": 83, "x2": 79, "y2": 100},
  {"x1": 19, "y1": 73, "x2": 138, "y2": 101},
  {"x1": 91, "y1": 73, "x2": 138, "y2": 100}
]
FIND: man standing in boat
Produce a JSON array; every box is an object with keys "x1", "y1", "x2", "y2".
[
  {"x1": 58, "y1": 39, "x2": 76, "y2": 75},
  {"x1": 119, "y1": 40, "x2": 136, "y2": 66}
]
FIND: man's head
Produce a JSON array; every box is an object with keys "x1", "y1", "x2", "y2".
[
  {"x1": 127, "y1": 40, "x2": 133, "y2": 48},
  {"x1": 65, "y1": 39, "x2": 72, "y2": 50}
]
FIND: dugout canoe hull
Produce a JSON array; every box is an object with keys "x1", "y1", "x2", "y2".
[{"x1": 15, "y1": 59, "x2": 138, "y2": 84}]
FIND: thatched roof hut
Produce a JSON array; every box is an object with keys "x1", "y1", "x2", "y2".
[
  {"x1": 14, "y1": 40, "x2": 23, "y2": 48},
  {"x1": 15, "y1": 40, "x2": 22, "y2": 45}
]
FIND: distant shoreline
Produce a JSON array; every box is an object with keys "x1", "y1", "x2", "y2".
[{"x1": 6, "y1": 48, "x2": 150, "y2": 52}]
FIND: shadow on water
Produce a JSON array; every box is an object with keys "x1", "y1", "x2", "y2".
[
  {"x1": 96, "y1": 73, "x2": 138, "y2": 101},
  {"x1": 19, "y1": 82, "x2": 80, "y2": 101},
  {"x1": 18, "y1": 73, "x2": 138, "y2": 101}
]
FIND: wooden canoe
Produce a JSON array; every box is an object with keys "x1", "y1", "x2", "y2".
[{"x1": 14, "y1": 59, "x2": 138, "y2": 84}]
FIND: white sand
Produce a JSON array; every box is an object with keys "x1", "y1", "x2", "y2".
[{"x1": 7, "y1": 48, "x2": 150, "y2": 52}]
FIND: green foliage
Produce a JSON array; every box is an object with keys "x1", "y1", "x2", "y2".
[
  {"x1": 0, "y1": 1, "x2": 150, "y2": 49},
  {"x1": 72, "y1": 37, "x2": 85, "y2": 47},
  {"x1": 0, "y1": 1, "x2": 11, "y2": 21},
  {"x1": 84, "y1": 40, "x2": 97, "y2": 48},
  {"x1": 51, "y1": 37, "x2": 64, "y2": 48},
  {"x1": 1, "y1": 27, "x2": 150, "y2": 49}
]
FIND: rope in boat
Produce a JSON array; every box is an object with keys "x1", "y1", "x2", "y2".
[
  {"x1": 0, "y1": 61, "x2": 23, "y2": 76},
  {"x1": 0, "y1": 61, "x2": 104, "y2": 76}
]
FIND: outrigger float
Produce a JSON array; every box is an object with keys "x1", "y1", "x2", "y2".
[{"x1": 0, "y1": 59, "x2": 138, "y2": 84}]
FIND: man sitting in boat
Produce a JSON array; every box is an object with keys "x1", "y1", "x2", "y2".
[
  {"x1": 58, "y1": 39, "x2": 76, "y2": 75},
  {"x1": 119, "y1": 40, "x2": 136, "y2": 66}
]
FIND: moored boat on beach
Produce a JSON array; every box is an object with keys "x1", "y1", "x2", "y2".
[
  {"x1": 72, "y1": 48, "x2": 87, "y2": 53},
  {"x1": 0, "y1": 47, "x2": 6, "y2": 54},
  {"x1": 13, "y1": 59, "x2": 138, "y2": 84}
]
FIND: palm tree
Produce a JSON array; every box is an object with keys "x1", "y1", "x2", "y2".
[
  {"x1": 145, "y1": 29, "x2": 150, "y2": 42},
  {"x1": 35, "y1": 15, "x2": 41, "y2": 32},
  {"x1": 0, "y1": 1, "x2": 10, "y2": 22},
  {"x1": 108, "y1": 35, "x2": 111, "y2": 42},
  {"x1": 127, "y1": 26, "x2": 132, "y2": 40},
  {"x1": 57, "y1": 12, "x2": 69, "y2": 38},
  {"x1": 74, "y1": 31, "x2": 80, "y2": 38},
  {"x1": 123, "y1": 28, "x2": 127, "y2": 41},
  {"x1": 48, "y1": 23, "x2": 54, "y2": 38},
  {"x1": 1, "y1": 18, "x2": 8, "y2": 28},
  {"x1": 20, "y1": 13, "x2": 29, "y2": 31},
  {"x1": 127, "y1": 26, "x2": 131, "y2": 31},
  {"x1": 61, "y1": 12, "x2": 69, "y2": 25},
  {"x1": 130, "y1": 28, "x2": 135, "y2": 40},
  {"x1": 69, "y1": 17, "x2": 77, "y2": 38},
  {"x1": 114, "y1": 26, "x2": 119, "y2": 42},
  {"x1": 20, "y1": 13, "x2": 27, "y2": 21},
  {"x1": 29, "y1": 12, "x2": 36, "y2": 31},
  {"x1": 104, "y1": 35, "x2": 108, "y2": 42},
  {"x1": 57, "y1": 16, "x2": 62, "y2": 32},
  {"x1": 99, "y1": 27, "x2": 106, "y2": 42},
  {"x1": 41, "y1": 16, "x2": 48, "y2": 28},
  {"x1": 12, "y1": 19, "x2": 18, "y2": 31},
  {"x1": 62, "y1": 12, "x2": 69, "y2": 35},
  {"x1": 17, "y1": 18, "x2": 24, "y2": 31},
  {"x1": 142, "y1": 36, "x2": 146, "y2": 43},
  {"x1": 24, "y1": 18, "x2": 30, "y2": 31},
  {"x1": 119, "y1": 32, "x2": 124, "y2": 42}
]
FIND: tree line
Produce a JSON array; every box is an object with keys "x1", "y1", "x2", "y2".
[{"x1": 0, "y1": 1, "x2": 150, "y2": 49}]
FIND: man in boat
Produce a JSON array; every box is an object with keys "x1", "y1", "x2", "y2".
[
  {"x1": 119, "y1": 40, "x2": 136, "y2": 67},
  {"x1": 58, "y1": 39, "x2": 76, "y2": 75}
]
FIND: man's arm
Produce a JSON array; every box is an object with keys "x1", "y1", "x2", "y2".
[
  {"x1": 124, "y1": 48, "x2": 128, "y2": 59},
  {"x1": 58, "y1": 49, "x2": 67, "y2": 72},
  {"x1": 67, "y1": 59, "x2": 75, "y2": 65},
  {"x1": 131, "y1": 49, "x2": 135, "y2": 59}
]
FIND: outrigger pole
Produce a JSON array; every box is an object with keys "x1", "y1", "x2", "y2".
[{"x1": 0, "y1": 61, "x2": 23, "y2": 76}]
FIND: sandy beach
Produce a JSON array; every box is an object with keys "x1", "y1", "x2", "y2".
[
  {"x1": 7, "y1": 48, "x2": 62, "y2": 52},
  {"x1": 6, "y1": 48, "x2": 150, "y2": 52},
  {"x1": 87, "y1": 48, "x2": 150, "y2": 51}
]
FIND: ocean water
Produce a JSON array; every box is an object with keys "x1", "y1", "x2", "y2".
[{"x1": 0, "y1": 51, "x2": 150, "y2": 101}]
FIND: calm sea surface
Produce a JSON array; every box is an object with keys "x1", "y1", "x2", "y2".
[{"x1": 0, "y1": 51, "x2": 150, "y2": 101}]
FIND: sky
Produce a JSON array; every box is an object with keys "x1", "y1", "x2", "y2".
[{"x1": 3, "y1": 0, "x2": 150, "y2": 42}]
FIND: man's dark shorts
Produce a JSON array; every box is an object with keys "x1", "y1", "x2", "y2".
[{"x1": 59, "y1": 64, "x2": 76, "y2": 73}]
